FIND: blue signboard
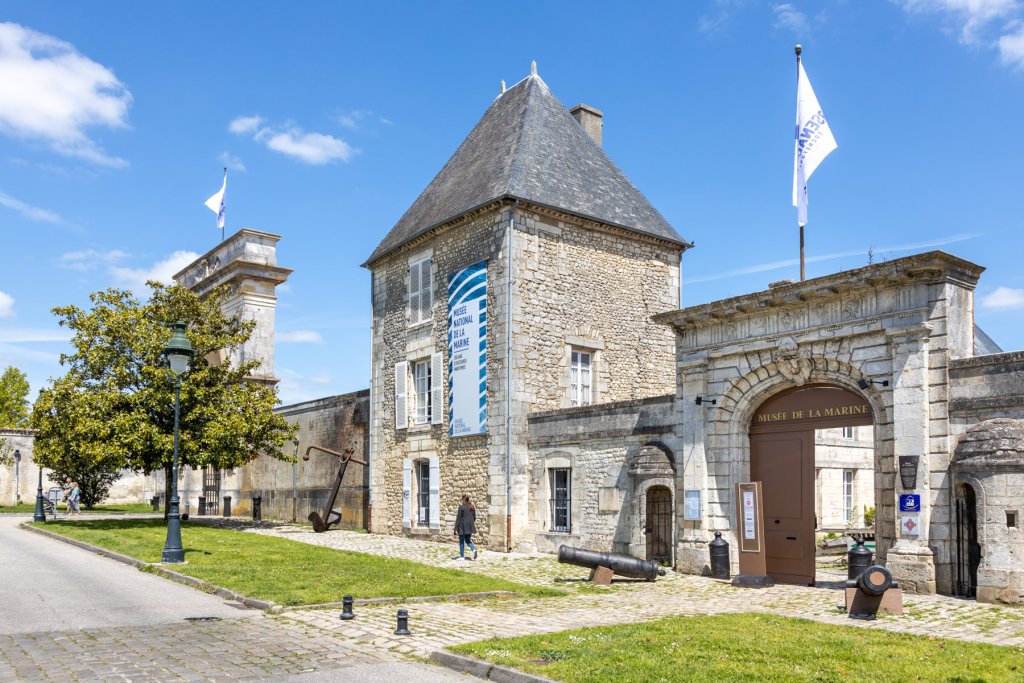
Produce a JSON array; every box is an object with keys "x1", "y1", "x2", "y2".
[
  {"x1": 447, "y1": 261, "x2": 487, "y2": 436},
  {"x1": 899, "y1": 494, "x2": 921, "y2": 512}
]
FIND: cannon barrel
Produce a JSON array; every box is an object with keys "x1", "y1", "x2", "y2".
[{"x1": 558, "y1": 545, "x2": 667, "y2": 582}]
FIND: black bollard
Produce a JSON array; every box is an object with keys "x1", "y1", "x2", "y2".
[
  {"x1": 340, "y1": 595, "x2": 354, "y2": 621},
  {"x1": 394, "y1": 609, "x2": 411, "y2": 635},
  {"x1": 223, "y1": 495, "x2": 232, "y2": 518},
  {"x1": 252, "y1": 496, "x2": 262, "y2": 521},
  {"x1": 709, "y1": 531, "x2": 731, "y2": 580},
  {"x1": 847, "y1": 536, "x2": 873, "y2": 581}
]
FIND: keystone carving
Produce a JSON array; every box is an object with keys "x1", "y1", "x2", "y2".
[{"x1": 775, "y1": 337, "x2": 812, "y2": 386}]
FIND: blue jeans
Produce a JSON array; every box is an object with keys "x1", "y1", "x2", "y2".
[{"x1": 459, "y1": 534, "x2": 476, "y2": 557}]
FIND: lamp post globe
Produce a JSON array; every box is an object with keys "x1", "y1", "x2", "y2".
[{"x1": 162, "y1": 321, "x2": 193, "y2": 564}]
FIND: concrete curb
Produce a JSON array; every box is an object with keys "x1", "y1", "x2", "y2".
[
  {"x1": 430, "y1": 650, "x2": 558, "y2": 683},
  {"x1": 278, "y1": 590, "x2": 519, "y2": 613},
  {"x1": 19, "y1": 522, "x2": 277, "y2": 611}
]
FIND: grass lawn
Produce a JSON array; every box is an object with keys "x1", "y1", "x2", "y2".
[
  {"x1": 1, "y1": 503, "x2": 154, "y2": 514},
  {"x1": 451, "y1": 612, "x2": 1024, "y2": 682},
  {"x1": 33, "y1": 519, "x2": 561, "y2": 605}
]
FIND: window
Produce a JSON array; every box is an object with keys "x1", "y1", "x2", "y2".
[
  {"x1": 409, "y1": 256, "x2": 432, "y2": 325},
  {"x1": 842, "y1": 426, "x2": 855, "y2": 439},
  {"x1": 843, "y1": 470, "x2": 854, "y2": 523},
  {"x1": 413, "y1": 359, "x2": 431, "y2": 425},
  {"x1": 550, "y1": 468, "x2": 571, "y2": 532},
  {"x1": 570, "y1": 350, "x2": 592, "y2": 407},
  {"x1": 416, "y1": 460, "x2": 430, "y2": 526}
]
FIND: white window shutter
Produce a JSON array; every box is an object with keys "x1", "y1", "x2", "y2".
[
  {"x1": 402, "y1": 458, "x2": 412, "y2": 529},
  {"x1": 430, "y1": 351, "x2": 444, "y2": 425},
  {"x1": 420, "y1": 257, "x2": 432, "y2": 322},
  {"x1": 428, "y1": 456, "x2": 440, "y2": 529},
  {"x1": 409, "y1": 261, "x2": 420, "y2": 324},
  {"x1": 395, "y1": 361, "x2": 408, "y2": 430}
]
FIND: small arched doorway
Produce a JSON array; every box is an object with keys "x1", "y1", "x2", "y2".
[
  {"x1": 645, "y1": 486, "x2": 673, "y2": 565},
  {"x1": 749, "y1": 384, "x2": 874, "y2": 585},
  {"x1": 954, "y1": 483, "x2": 980, "y2": 598}
]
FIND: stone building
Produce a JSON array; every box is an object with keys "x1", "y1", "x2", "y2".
[{"x1": 364, "y1": 66, "x2": 691, "y2": 550}]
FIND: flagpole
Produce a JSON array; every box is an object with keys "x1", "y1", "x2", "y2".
[
  {"x1": 221, "y1": 167, "x2": 226, "y2": 244},
  {"x1": 795, "y1": 44, "x2": 805, "y2": 282}
]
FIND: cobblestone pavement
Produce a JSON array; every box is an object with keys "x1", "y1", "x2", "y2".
[{"x1": 250, "y1": 524, "x2": 1024, "y2": 660}]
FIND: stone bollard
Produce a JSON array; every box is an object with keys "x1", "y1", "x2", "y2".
[
  {"x1": 151, "y1": 496, "x2": 160, "y2": 512},
  {"x1": 394, "y1": 609, "x2": 411, "y2": 635},
  {"x1": 252, "y1": 496, "x2": 262, "y2": 521},
  {"x1": 340, "y1": 595, "x2": 354, "y2": 621},
  {"x1": 709, "y1": 531, "x2": 731, "y2": 580},
  {"x1": 223, "y1": 496, "x2": 232, "y2": 518}
]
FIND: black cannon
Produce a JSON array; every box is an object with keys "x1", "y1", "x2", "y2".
[
  {"x1": 844, "y1": 564, "x2": 903, "y2": 618},
  {"x1": 558, "y1": 545, "x2": 667, "y2": 583},
  {"x1": 303, "y1": 444, "x2": 368, "y2": 533}
]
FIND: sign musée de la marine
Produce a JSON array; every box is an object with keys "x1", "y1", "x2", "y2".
[{"x1": 158, "y1": 65, "x2": 1024, "y2": 605}]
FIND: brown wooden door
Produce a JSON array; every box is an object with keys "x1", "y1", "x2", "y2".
[
  {"x1": 750, "y1": 430, "x2": 814, "y2": 585},
  {"x1": 645, "y1": 486, "x2": 672, "y2": 564}
]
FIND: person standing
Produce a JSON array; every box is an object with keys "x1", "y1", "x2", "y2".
[
  {"x1": 67, "y1": 481, "x2": 81, "y2": 516},
  {"x1": 454, "y1": 495, "x2": 477, "y2": 560},
  {"x1": 62, "y1": 477, "x2": 73, "y2": 516}
]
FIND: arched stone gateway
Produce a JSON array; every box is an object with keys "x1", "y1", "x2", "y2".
[{"x1": 653, "y1": 251, "x2": 997, "y2": 595}]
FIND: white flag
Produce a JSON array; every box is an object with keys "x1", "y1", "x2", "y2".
[
  {"x1": 792, "y1": 60, "x2": 837, "y2": 227},
  {"x1": 204, "y1": 169, "x2": 227, "y2": 229}
]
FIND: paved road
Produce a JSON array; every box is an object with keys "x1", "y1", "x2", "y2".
[
  {"x1": 0, "y1": 516, "x2": 470, "y2": 682},
  {"x1": 0, "y1": 515, "x2": 255, "y2": 635}
]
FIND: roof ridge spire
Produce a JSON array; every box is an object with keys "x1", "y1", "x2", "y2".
[{"x1": 530, "y1": 60, "x2": 537, "y2": 77}]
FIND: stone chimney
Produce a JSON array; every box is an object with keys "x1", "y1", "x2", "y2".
[{"x1": 570, "y1": 103, "x2": 603, "y2": 147}]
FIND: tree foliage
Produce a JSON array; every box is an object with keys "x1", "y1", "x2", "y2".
[
  {"x1": 31, "y1": 283, "x2": 297, "y2": 488},
  {"x1": 0, "y1": 365, "x2": 30, "y2": 427}
]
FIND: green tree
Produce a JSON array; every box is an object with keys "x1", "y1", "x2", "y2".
[
  {"x1": 32, "y1": 282, "x2": 297, "y2": 509},
  {"x1": 0, "y1": 366, "x2": 31, "y2": 427}
]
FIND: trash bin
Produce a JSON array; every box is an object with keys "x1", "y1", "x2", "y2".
[
  {"x1": 709, "y1": 531, "x2": 731, "y2": 579},
  {"x1": 151, "y1": 496, "x2": 160, "y2": 512},
  {"x1": 223, "y1": 495, "x2": 232, "y2": 517},
  {"x1": 252, "y1": 496, "x2": 262, "y2": 521}
]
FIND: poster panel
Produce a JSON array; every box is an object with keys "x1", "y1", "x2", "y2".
[{"x1": 448, "y1": 261, "x2": 487, "y2": 436}]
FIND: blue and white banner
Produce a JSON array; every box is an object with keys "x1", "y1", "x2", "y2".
[{"x1": 448, "y1": 261, "x2": 487, "y2": 436}]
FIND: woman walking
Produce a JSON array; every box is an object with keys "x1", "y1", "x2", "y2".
[
  {"x1": 67, "y1": 480, "x2": 81, "y2": 516},
  {"x1": 454, "y1": 495, "x2": 477, "y2": 560}
]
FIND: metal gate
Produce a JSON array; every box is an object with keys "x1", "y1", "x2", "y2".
[
  {"x1": 203, "y1": 466, "x2": 221, "y2": 515},
  {"x1": 955, "y1": 483, "x2": 980, "y2": 597},
  {"x1": 645, "y1": 486, "x2": 673, "y2": 565}
]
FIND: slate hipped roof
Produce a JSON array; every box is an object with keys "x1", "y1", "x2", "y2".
[{"x1": 364, "y1": 73, "x2": 690, "y2": 266}]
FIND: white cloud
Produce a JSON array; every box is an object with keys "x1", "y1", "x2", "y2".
[
  {"x1": 260, "y1": 129, "x2": 355, "y2": 165},
  {"x1": 773, "y1": 4, "x2": 809, "y2": 32},
  {"x1": 998, "y1": 21, "x2": 1024, "y2": 67},
  {"x1": 687, "y1": 233, "x2": 977, "y2": 284},
  {"x1": 0, "y1": 327, "x2": 70, "y2": 343},
  {"x1": 218, "y1": 151, "x2": 246, "y2": 172},
  {"x1": 228, "y1": 115, "x2": 263, "y2": 135},
  {"x1": 59, "y1": 248, "x2": 128, "y2": 271},
  {"x1": 109, "y1": 250, "x2": 199, "y2": 292},
  {"x1": 229, "y1": 114, "x2": 357, "y2": 165},
  {"x1": 278, "y1": 330, "x2": 323, "y2": 344},
  {"x1": 337, "y1": 109, "x2": 371, "y2": 129},
  {"x1": 0, "y1": 290, "x2": 13, "y2": 317},
  {"x1": 309, "y1": 372, "x2": 332, "y2": 385},
  {"x1": 0, "y1": 191, "x2": 65, "y2": 224},
  {"x1": 982, "y1": 286, "x2": 1024, "y2": 309},
  {"x1": 0, "y1": 22, "x2": 131, "y2": 166}
]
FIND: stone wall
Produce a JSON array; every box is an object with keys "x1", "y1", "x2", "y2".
[
  {"x1": 368, "y1": 200, "x2": 682, "y2": 550},
  {"x1": 526, "y1": 396, "x2": 676, "y2": 556}
]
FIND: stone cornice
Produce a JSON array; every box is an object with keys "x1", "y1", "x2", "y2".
[
  {"x1": 654, "y1": 251, "x2": 983, "y2": 332},
  {"x1": 173, "y1": 228, "x2": 282, "y2": 283},
  {"x1": 949, "y1": 350, "x2": 1024, "y2": 370}
]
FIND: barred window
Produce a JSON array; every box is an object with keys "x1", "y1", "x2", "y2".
[{"x1": 549, "y1": 468, "x2": 571, "y2": 533}]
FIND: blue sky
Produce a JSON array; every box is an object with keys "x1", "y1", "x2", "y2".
[{"x1": 1, "y1": 1, "x2": 1022, "y2": 405}]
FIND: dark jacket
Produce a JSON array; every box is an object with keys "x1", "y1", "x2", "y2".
[{"x1": 454, "y1": 503, "x2": 476, "y2": 536}]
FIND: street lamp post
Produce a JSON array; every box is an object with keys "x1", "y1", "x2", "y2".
[
  {"x1": 31, "y1": 451, "x2": 46, "y2": 523},
  {"x1": 162, "y1": 321, "x2": 194, "y2": 564}
]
